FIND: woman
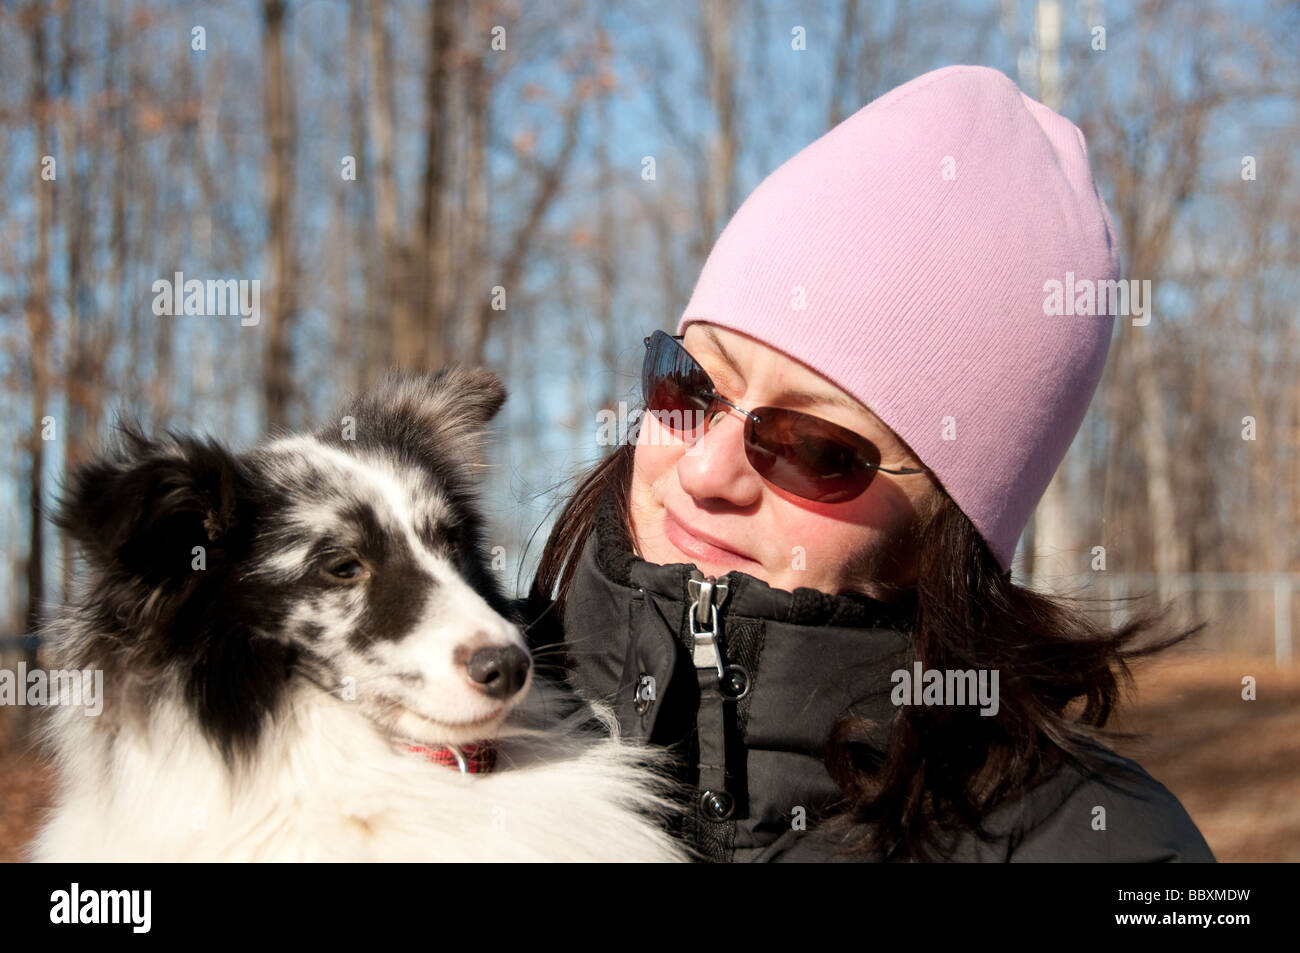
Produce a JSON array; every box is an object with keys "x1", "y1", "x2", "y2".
[{"x1": 515, "y1": 65, "x2": 1214, "y2": 862}]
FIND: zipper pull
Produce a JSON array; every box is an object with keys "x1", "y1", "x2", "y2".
[{"x1": 687, "y1": 571, "x2": 729, "y2": 678}]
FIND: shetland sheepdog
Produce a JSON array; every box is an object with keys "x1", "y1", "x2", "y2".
[{"x1": 30, "y1": 367, "x2": 686, "y2": 862}]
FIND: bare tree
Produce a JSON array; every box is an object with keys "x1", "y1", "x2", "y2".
[
  {"x1": 449, "y1": 0, "x2": 494, "y2": 364},
  {"x1": 346, "y1": 0, "x2": 383, "y2": 388},
  {"x1": 416, "y1": 0, "x2": 456, "y2": 370},
  {"x1": 262, "y1": 0, "x2": 298, "y2": 429},
  {"x1": 698, "y1": 0, "x2": 739, "y2": 253},
  {"x1": 23, "y1": 0, "x2": 53, "y2": 682},
  {"x1": 366, "y1": 0, "x2": 416, "y2": 368}
]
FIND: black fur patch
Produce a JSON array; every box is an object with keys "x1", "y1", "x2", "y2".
[{"x1": 348, "y1": 515, "x2": 434, "y2": 650}]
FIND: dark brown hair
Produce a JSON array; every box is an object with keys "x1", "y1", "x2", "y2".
[{"x1": 526, "y1": 440, "x2": 1205, "y2": 860}]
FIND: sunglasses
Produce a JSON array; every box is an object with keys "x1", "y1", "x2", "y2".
[{"x1": 641, "y1": 329, "x2": 929, "y2": 503}]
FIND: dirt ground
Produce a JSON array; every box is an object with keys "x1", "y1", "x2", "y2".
[
  {"x1": 1106, "y1": 653, "x2": 1300, "y2": 861},
  {"x1": 1, "y1": 653, "x2": 1296, "y2": 862}
]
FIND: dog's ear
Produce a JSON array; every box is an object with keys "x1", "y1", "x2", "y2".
[
  {"x1": 58, "y1": 420, "x2": 247, "y2": 585},
  {"x1": 324, "y1": 364, "x2": 508, "y2": 472}
]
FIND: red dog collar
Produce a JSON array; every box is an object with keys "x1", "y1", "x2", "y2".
[{"x1": 402, "y1": 740, "x2": 498, "y2": 774}]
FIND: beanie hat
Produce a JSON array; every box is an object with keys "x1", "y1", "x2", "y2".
[{"x1": 676, "y1": 64, "x2": 1119, "y2": 574}]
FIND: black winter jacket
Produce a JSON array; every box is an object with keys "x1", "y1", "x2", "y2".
[{"x1": 516, "y1": 487, "x2": 1215, "y2": 863}]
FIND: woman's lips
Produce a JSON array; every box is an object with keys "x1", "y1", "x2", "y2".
[{"x1": 663, "y1": 509, "x2": 759, "y2": 565}]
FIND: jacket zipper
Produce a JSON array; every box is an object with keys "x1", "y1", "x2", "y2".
[{"x1": 687, "y1": 570, "x2": 729, "y2": 678}]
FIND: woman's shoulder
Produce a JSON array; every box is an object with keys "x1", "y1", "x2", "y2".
[
  {"x1": 754, "y1": 742, "x2": 1216, "y2": 863},
  {"x1": 997, "y1": 741, "x2": 1216, "y2": 862}
]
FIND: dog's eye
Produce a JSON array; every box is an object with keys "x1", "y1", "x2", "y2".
[{"x1": 322, "y1": 557, "x2": 368, "y2": 582}]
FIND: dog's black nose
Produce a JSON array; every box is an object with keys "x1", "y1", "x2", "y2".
[{"x1": 465, "y1": 645, "x2": 531, "y2": 699}]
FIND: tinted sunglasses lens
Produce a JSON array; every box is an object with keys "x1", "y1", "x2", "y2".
[
  {"x1": 744, "y1": 407, "x2": 880, "y2": 503},
  {"x1": 642, "y1": 331, "x2": 714, "y2": 432}
]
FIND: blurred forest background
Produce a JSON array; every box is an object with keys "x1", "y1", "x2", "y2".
[{"x1": 0, "y1": 0, "x2": 1298, "y2": 858}]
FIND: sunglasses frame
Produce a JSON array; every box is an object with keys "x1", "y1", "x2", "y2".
[{"x1": 641, "y1": 329, "x2": 930, "y2": 502}]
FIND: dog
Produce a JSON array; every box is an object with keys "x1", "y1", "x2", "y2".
[{"x1": 29, "y1": 366, "x2": 688, "y2": 862}]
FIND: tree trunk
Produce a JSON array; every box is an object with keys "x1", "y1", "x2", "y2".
[
  {"x1": 366, "y1": 0, "x2": 416, "y2": 368},
  {"x1": 25, "y1": 0, "x2": 54, "y2": 708},
  {"x1": 697, "y1": 0, "x2": 738, "y2": 257},
  {"x1": 262, "y1": 0, "x2": 297, "y2": 429},
  {"x1": 418, "y1": 0, "x2": 455, "y2": 370},
  {"x1": 58, "y1": 2, "x2": 82, "y2": 603},
  {"x1": 346, "y1": 0, "x2": 384, "y2": 388},
  {"x1": 456, "y1": 0, "x2": 491, "y2": 363}
]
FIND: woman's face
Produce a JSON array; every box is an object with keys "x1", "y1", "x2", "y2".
[{"x1": 629, "y1": 323, "x2": 938, "y2": 599}]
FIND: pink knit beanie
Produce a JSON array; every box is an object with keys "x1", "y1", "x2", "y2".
[{"x1": 676, "y1": 64, "x2": 1119, "y2": 573}]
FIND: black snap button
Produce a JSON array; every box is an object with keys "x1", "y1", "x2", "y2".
[
  {"x1": 719, "y1": 664, "x2": 750, "y2": 700},
  {"x1": 699, "y1": 790, "x2": 735, "y2": 821},
  {"x1": 633, "y1": 673, "x2": 656, "y2": 715}
]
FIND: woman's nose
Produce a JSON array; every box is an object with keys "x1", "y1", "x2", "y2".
[{"x1": 675, "y1": 406, "x2": 763, "y2": 505}]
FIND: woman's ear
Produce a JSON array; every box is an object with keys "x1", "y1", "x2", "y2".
[{"x1": 57, "y1": 420, "x2": 245, "y2": 586}]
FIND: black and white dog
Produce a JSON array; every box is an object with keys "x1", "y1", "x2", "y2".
[{"x1": 30, "y1": 367, "x2": 686, "y2": 862}]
